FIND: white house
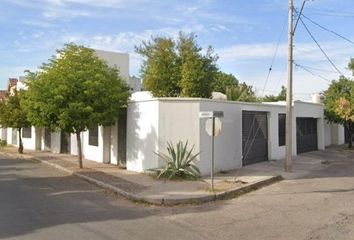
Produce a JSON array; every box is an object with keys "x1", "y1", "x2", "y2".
[{"x1": 125, "y1": 93, "x2": 331, "y2": 175}]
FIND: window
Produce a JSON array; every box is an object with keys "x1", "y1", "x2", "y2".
[
  {"x1": 278, "y1": 114, "x2": 286, "y2": 146},
  {"x1": 22, "y1": 127, "x2": 32, "y2": 138},
  {"x1": 89, "y1": 126, "x2": 99, "y2": 146}
]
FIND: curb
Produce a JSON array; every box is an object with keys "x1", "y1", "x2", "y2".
[{"x1": 1, "y1": 151, "x2": 283, "y2": 206}]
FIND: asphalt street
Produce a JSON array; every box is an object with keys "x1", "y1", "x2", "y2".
[{"x1": 1, "y1": 152, "x2": 354, "y2": 240}]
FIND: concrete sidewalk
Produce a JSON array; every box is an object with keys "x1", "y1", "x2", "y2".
[{"x1": 1, "y1": 145, "x2": 351, "y2": 205}]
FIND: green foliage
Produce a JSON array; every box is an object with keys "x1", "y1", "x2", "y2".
[
  {"x1": 0, "y1": 90, "x2": 30, "y2": 153},
  {"x1": 212, "y1": 71, "x2": 239, "y2": 94},
  {"x1": 261, "y1": 86, "x2": 287, "y2": 102},
  {"x1": 24, "y1": 43, "x2": 131, "y2": 166},
  {"x1": 136, "y1": 32, "x2": 218, "y2": 98},
  {"x1": 153, "y1": 140, "x2": 201, "y2": 180},
  {"x1": 135, "y1": 37, "x2": 180, "y2": 97},
  {"x1": 226, "y1": 83, "x2": 258, "y2": 102},
  {"x1": 0, "y1": 140, "x2": 7, "y2": 148},
  {"x1": 323, "y1": 73, "x2": 354, "y2": 148},
  {"x1": 178, "y1": 33, "x2": 218, "y2": 98}
]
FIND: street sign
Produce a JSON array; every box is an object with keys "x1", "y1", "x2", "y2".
[
  {"x1": 206, "y1": 118, "x2": 222, "y2": 136},
  {"x1": 199, "y1": 110, "x2": 224, "y2": 192},
  {"x1": 199, "y1": 111, "x2": 224, "y2": 119},
  {"x1": 199, "y1": 111, "x2": 213, "y2": 118}
]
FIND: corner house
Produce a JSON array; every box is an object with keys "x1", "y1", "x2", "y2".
[{"x1": 126, "y1": 92, "x2": 344, "y2": 175}]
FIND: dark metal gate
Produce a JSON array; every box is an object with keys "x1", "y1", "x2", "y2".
[
  {"x1": 345, "y1": 127, "x2": 353, "y2": 144},
  {"x1": 242, "y1": 111, "x2": 268, "y2": 165},
  {"x1": 44, "y1": 128, "x2": 51, "y2": 150},
  {"x1": 60, "y1": 131, "x2": 71, "y2": 154},
  {"x1": 296, "y1": 118, "x2": 318, "y2": 154},
  {"x1": 118, "y1": 108, "x2": 127, "y2": 166}
]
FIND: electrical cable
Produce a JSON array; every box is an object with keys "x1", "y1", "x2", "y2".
[
  {"x1": 260, "y1": 16, "x2": 287, "y2": 97},
  {"x1": 296, "y1": 11, "x2": 344, "y2": 75},
  {"x1": 294, "y1": 62, "x2": 332, "y2": 83},
  {"x1": 301, "y1": 13, "x2": 354, "y2": 45}
]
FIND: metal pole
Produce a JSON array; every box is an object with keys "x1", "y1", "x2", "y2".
[
  {"x1": 285, "y1": 0, "x2": 294, "y2": 172},
  {"x1": 211, "y1": 117, "x2": 215, "y2": 191}
]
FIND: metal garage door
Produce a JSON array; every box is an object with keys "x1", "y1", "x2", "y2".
[
  {"x1": 242, "y1": 111, "x2": 268, "y2": 165},
  {"x1": 296, "y1": 118, "x2": 318, "y2": 154}
]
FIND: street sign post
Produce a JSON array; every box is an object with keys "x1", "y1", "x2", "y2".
[{"x1": 199, "y1": 111, "x2": 224, "y2": 191}]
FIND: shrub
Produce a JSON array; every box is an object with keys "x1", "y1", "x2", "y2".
[
  {"x1": 0, "y1": 140, "x2": 7, "y2": 148},
  {"x1": 153, "y1": 140, "x2": 201, "y2": 180}
]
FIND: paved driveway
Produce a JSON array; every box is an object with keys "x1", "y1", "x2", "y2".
[{"x1": 1, "y1": 148, "x2": 354, "y2": 240}]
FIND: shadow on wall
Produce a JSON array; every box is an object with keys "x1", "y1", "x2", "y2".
[{"x1": 126, "y1": 104, "x2": 158, "y2": 171}]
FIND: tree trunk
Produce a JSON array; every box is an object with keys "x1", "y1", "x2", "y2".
[
  {"x1": 349, "y1": 132, "x2": 353, "y2": 149},
  {"x1": 18, "y1": 128, "x2": 23, "y2": 154},
  {"x1": 76, "y1": 131, "x2": 83, "y2": 168}
]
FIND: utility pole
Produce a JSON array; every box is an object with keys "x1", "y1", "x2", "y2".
[{"x1": 285, "y1": 0, "x2": 294, "y2": 172}]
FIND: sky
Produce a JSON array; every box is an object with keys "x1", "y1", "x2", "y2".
[{"x1": 1, "y1": 0, "x2": 354, "y2": 100}]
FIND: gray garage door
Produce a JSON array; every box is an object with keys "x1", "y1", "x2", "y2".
[
  {"x1": 296, "y1": 118, "x2": 318, "y2": 154},
  {"x1": 242, "y1": 111, "x2": 268, "y2": 165}
]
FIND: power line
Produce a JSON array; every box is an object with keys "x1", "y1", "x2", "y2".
[
  {"x1": 294, "y1": 62, "x2": 332, "y2": 83},
  {"x1": 296, "y1": 10, "x2": 344, "y2": 75},
  {"x1": 301, "y1": 13, "x2": 354, "y2": 45},
  {"x1": 261, "y1": 16, "x2": 287, "y2": 96},
  {"x1": 292, "y1": 61, "x2": 338, "y2": 73},
  {"x1": 306, "y1": 8, "x2": 354, "y2": 18}
]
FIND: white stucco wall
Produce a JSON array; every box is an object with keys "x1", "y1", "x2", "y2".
[
  {"x1": 159, "y1": 100, "x2": 201, "y2": 170},
  {"x1": 51, "y1": 132, "x2": 61, "y2": 154},
  {"x1": 22, "y1": 127, "x2": 37, "y2": 150},
  {"x1": 110, "y1": 121, "x2": 118, "y2": 165},
  {"x1": 0, "y1": 128, "x2": 7, "y2": 141},
  {"x1": 7, "y1": 128, "x2": 17, "y2": 145},
  {"x1": 325, "y1": 122, "x2": 332, "y2": 147},
  {"x1": 70, "y1": 133, "x2": 85, "y2": 156},
  {"x1": 199, "y1": 100, "x2": 242, "y2": 174},
  {"x1": 94, "y1": 49, "x2": 129, "y2": 83},
  {"x1": 338, "y1": 125, "x2": 345, "y2": 145},
  {"x1": 126, "y1": 100, "x2": 159, "y2": 172},
  {"x1": 82, "y1": 126, "x2": 110, "y2": 163}
]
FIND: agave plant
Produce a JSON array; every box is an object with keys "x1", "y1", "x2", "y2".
[{"x1": 153, "y1": 140, "x2": 201, "y2": 180}]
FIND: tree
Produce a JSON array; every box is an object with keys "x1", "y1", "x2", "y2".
[
  {"x1": 323, "y1": 76, "x2": 354, "y2": 148},
  {"x1": 136, "y1": 32, "x2": 218, "y2": 98},
  {"x1": 226, "y1": 83, "x2": 258, "y2": 102},
  {"x1": 135, "y1": 37, "x2": 180, "y2": 97},
  {"x1": 261, "y1": 86, "x2": 287, "y2": 102},
  {"x1": 24, "y1": 43, "x2": 130, "y2": 168},
  {"x1": 0, "y1": 90, "x2": 30, "y2": 153},
  {"x1": 178, "y1": 33, "x2": 218, "y2": 98},
  {"x1": 212, "y1": 71, "x2": 239, "y2": 94}
]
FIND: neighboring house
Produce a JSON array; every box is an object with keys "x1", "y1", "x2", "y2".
[
  {"x1": 20, "y1": 49, "x2": 130, "y2": 166},
  {"x1": 129, "y1": 76, "x2": 142, "y2": 92}
]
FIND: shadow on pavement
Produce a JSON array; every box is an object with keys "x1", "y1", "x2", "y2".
[{"x1": 0, "y1": 156, "x2": 220, "y2": 239}]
